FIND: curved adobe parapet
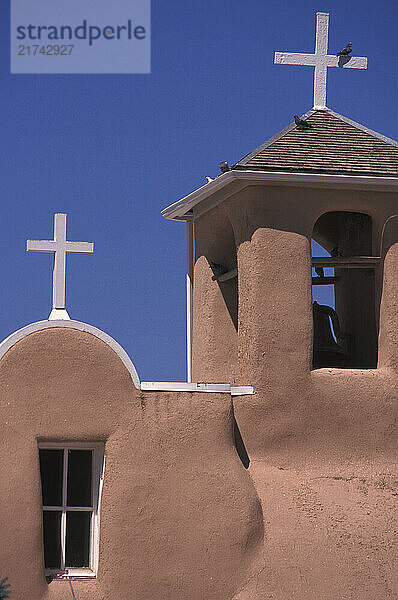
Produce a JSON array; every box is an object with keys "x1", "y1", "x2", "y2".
[
  {"x1": 0, "y1": 319, "x2": 264, "y2": 600},
  {"x1": 0, "y1": 319, "x2": 141, "y2": 389}
]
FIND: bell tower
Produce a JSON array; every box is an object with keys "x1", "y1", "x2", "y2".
[
  {"x1": 161, "y1": 11, "x2": 398, "y2": 599},
  {"x1": 162, "y1": 11, "x2": 398, "y2": 388},
  {"x1": 162, "y1": 10, "x2": 398, "y2": 429},
  {"x1": 164, "y1": 108, "x2": 398, "y2": 387}
]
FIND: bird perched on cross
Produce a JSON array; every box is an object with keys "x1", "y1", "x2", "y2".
[{"x1": 336, "y1": 42, "x2": 352, "y2": 56}]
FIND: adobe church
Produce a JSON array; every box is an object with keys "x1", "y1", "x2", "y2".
[{"x1": 1, "y1": 12, "x2": 397, "y2": 600}]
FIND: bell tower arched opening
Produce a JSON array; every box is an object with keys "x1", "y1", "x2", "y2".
[{"x1": 311, "y1": 211, "x2": 378, "y2": 369}]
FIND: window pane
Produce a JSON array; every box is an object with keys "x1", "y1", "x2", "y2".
[
  {"x1": 43, "y1": 511, "x2": 62, "y2": 569},
  {"x1": 39, "y1": 449, "x2": 63, "y2": 506},
  {"x1": 67, "y1": 450, "x2": 92, "y2": 507},
  {"x1": 65, "y1": 512, "x2": 91, "y2": 568}
]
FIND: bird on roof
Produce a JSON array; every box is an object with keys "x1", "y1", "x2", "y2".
[
  {"x1": 331, "y1": 246, "x2": 342, "y2": 257},
  {"x1": 209, "y1": 260, "x2": 227, "y2": 273},
  {"x1": 219, "y1": 161, "x2": 230, "y2": 173},
  {"x1": 205, "y1": 176, "x2": 213, "y2": 183},
  {"x1": 336, "y1": 42, "x2": 352, "y2": 56},
  {"x1": 209, "y1": 260, "x2": 228, "y2": 280},
  {"x1": 294, "y1": 115, "x2": 312, "y2": 130}
]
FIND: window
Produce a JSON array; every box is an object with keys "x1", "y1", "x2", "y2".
[
  {"x1": 38, "y1": 442, "x2": 104, "y2": 578},
  {"x1": 311, "y1": 211, "x2": 378, "y2": 369}
]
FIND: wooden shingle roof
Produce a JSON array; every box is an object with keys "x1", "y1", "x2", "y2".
[{"x1": 234, "y1": 109, "x2": 398, "y2": 177}]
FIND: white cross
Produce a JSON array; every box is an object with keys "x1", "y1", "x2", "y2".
[
  {"x1": 27, "y1": 213, "x2": 94, "y2": 320},
  {"x1": 274, "y1": 12, "x2": 367, "y2": 109}
]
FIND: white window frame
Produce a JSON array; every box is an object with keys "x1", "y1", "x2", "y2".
[{"x1": 38, "y1": 441, "x2": 105, "y2": 578}]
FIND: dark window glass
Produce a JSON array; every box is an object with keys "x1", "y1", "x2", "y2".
[
  {"x1": 67, "y1": 450, "x2": 92, "y2": 507},
  {"x1": 39, "y1": 449, "x2": 63, "y2": 506},
  {"x1": 65, "y1": 511, "x2": 91, "y2": 567},
  {"x1": 43, "y1": 511, "x2": 62, "y2": 569}
]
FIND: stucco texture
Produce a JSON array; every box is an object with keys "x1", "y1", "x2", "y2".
[
  {"x1": 193, "y1": 184, "x2": 398, "y2": 599},
  {"x1": 0, "y1": 328, "x2": 263, "y2": 600}
]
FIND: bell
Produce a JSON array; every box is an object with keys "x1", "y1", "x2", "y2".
[{"x1": 312, "y1": 301, "x2": 348, "y2": 368}]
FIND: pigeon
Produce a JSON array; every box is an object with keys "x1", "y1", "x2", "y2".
[
  {"x1": 294, "y1": 115, "x2": 312, "y2": 130},
  {"x1": 315, "y1": 267, "x2": 325, "y2": 278},
  {"x1": 336, "y1": 42, "x2": 352, "y2": 56},
  {"x1": 219, "y1": 161, "x2": 230, "y2": 173},
  {"x1": 209, "y1": 260, "x2": 227, "y2": 274},
  {"x1": 205, "y1": 176, "x2": 213, "y2": 183},
  {"x1": 331, "y1": 246, "x2": 342, "y2": 257},
  {"x1": 0, "y1": 577, "x2": 10, "y2": 600},
  {"x1": 209, "y1": 260, "x2": 228, "y2": 280}
]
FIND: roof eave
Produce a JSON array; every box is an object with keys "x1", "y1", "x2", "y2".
[{"x1": 162, "y1": 169, "x2": 398, "y2": 222}]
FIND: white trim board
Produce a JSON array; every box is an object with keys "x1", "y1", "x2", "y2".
[
  {"x1": 162, "y1": 168, "x2": 398, "y2": 221},
  {"x1": 140, "y1": 381, "x2": 254, "y2": 395},
  {"x1": 162, "y1": 107, "x2": 398, "y2": 222}
]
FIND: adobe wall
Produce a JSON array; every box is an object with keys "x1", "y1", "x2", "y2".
[
  {"x1": 0, "y1": 328, "x2": 263, "y2": 600},
  {"x1": 193, "y1": 184, "x2": 398, "y2": 385},
  {"x1": 193, "y1": 202, "x2": 239, "y2": 384},
  {"x1": 193, "y1": 184, "x2": 398, "y2": 599}
]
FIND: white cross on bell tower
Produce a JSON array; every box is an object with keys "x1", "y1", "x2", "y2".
[
  {"x1": 274, "y1": 12, "x2": 368, "y2": 109},
  {"x1": 27, "y1": 213, "x2": 94, "y2": 320}
]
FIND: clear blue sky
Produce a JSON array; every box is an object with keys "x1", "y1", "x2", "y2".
[{"x1": 0, "y1": 0, "x2": 396, "y2": 381}]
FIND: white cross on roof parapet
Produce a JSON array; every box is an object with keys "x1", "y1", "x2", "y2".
[
  {"x1": 27, "y1": 213, "x2": 94, "y2": 320},
  {"x1": 274, "y1": 12, "x2": 368, "y2": 109}
]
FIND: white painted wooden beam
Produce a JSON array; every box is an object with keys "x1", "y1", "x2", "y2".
[
  {"x1": 216, "y1": 268, "x2": 238, "y2": 283},
  {"x1": 162, "y1": 169, "x2": 398, "y2": 222},
  {"x1": 186, "y1": 221, "x2": 194, "y2": 383},
  {"x1": 140, "y1": 381, "x2": 254, "y2": 395},
  {"x1": 312, "y1": 257, "x2": 380, "y2": 268}
]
